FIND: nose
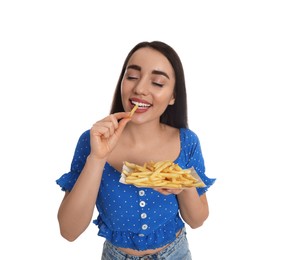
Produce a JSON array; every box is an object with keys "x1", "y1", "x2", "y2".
[{"x1": 133, "y1": 78, "x2": 149, "y2": 95}]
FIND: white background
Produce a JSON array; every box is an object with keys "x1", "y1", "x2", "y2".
[{"x1": 1, "y1": 1, "x2": 286, "y2": 259}]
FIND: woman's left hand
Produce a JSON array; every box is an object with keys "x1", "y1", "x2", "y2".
[{"x1": 153, "y1": 188, "x2": 184, "y2": 196}]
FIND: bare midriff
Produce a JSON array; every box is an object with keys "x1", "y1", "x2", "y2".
[{"x1": 116, "y1": 229, "x2": 182, "y2": 257}]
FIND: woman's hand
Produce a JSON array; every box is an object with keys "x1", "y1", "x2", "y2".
[
  {"x1": 153, "y1": 188, "x2": 184, "y2": 196},
  {"x1": 89, "y1": 112, "x2": 131, "y2": 159}
]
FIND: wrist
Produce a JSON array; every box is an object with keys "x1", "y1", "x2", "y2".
[{"x1": 87, "y1": 154, "x2": 107, "y2": 166}]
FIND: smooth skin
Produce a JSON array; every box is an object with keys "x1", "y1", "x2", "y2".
[{"x1": 57, "y1": 47, "x2": 209, "y2": 257}]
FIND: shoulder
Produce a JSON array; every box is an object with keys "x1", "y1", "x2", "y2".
[
  {"x1": 74, "y1": 129, "x2": 91, "y2": 151},
  {"x1": 179, "y1": 128, "x2": 200, "y2": 143},
  {"x1": 76, "y1": 129, "x2": 90, "y2": 142}
]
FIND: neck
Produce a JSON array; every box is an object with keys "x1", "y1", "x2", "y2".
[{"x1": 123, "y1": 122, "x2": 166, "y2": 146}]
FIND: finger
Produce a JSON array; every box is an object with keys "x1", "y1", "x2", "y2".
[
  {"x1": 94, "y1": 112, "x2": 128, "y2": 124},
  {"x1": 90, "y1": 112, "x2": 131, "y2": 141},
  {"x1": 113, "y1": 112, "x2": 131, "y2": 121},
  {"x1": 166, "y1": 189, "x2": 183, "y2": 195},
  {"x1": 153, "y1": 188, "x2": 171, "y2": 196},
  {"x1": 99, "y1": 114, "x2": 131, "y2": 138},
  {"x1": 91, "y1": 125, "x2": 111, "y2": 139},
  {"x1": 92, "y1": 115, "x2": 120, "y2": 137},
  {"x1": 114, "y1": 117, "x2": 131, "y2": 137},
  {"x1": 99, "y1": 119, "x2": 118, "y2": 137},
  {"x1": 94, "y1": 112, "x2": 130, "y2": 130}
]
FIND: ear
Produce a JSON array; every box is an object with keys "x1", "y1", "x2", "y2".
[{"x1": 169, "y1": 95, "x2": 175, "y2": 105}]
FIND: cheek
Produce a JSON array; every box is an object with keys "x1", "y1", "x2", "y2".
[
  {"x1": 154, "y1": 92, "x2": 174, "y2": 105},
  {"x1": 121, "y1": 79, "x2": 133, "y2": 95},
  {"x1": 120, "y1": 80, "x2": 128, "y2": 98},
  {"x1": 120, "y1": 82, "x2": 133, "y2": 109}
]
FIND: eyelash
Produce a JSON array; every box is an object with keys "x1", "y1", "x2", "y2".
[
  {"x1": 153, "y1": 82, "x2": 164, "y2": 87},
  {"x1": 127, "y1": 76, "x2": 138, "y2": 80},
  {"x1": 126, "y1": 76, "x2": 164, "y2": 87}
]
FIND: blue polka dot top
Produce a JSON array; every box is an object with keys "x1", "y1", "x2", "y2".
[{"x1": 56, "y1": 128, "x2": 216, "y2": 251}]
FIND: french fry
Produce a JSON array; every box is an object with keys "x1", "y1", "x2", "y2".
[
  {"x1": 121, "y1": 160, "x2": 205, "y2": 188},
  {"x1": 129, "y1": 104, "x2": 139, "y2": 117}
]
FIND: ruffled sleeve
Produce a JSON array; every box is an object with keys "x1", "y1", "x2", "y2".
[
  {"x1": 56, "y1": 130, "x2": 91, "y2": 192},
  {"x1": 180, "y1": 128, "x2": 216, "y2": 196}
]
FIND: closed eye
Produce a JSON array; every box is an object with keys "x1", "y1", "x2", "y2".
[
  {"x1": 153, "y1": 82, "x2": 164, "y2": 87},
  {"x1": 127, "y1": 76, "x2": 139, "y2": 80}
]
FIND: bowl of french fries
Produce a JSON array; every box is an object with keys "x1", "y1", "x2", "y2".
[{"x1": 120, "y1": 160, "x2": 205, "y2": 188}]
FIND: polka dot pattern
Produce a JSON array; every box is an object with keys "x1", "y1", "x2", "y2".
[{"x1": 56, "y1": 128, "x2": 216, "y2": 250}]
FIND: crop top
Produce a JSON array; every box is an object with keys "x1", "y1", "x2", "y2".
[{"x1": 56, "y1": 128, "x2": 216, "y2": 250}]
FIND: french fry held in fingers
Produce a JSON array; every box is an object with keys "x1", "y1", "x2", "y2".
[
  {"x1": 121, "y1": 160, "x2": 205, "y2": 188},
  {"x1": 129, "y1": 104, "x2": 139, "y2": 117}
]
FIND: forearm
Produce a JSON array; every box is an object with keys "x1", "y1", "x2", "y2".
[
  {"x1": 177, "y1": 188, "x2": 209, "y2": 228},
  {"x1": 57, "y1": 155, "x2": 106, "y2": 241}
]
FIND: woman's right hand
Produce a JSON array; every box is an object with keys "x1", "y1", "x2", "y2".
[{"x1": 89, "y1": 112, "x2": 131, "y2": 160}]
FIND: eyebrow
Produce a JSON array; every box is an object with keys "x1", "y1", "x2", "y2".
[{"x1": 127, "y1": 64, "x2": 170, "y2": 79}]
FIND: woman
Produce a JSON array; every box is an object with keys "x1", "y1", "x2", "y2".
[{"x1": 56, "y1": 41, "x2": 216, "y2": 259}]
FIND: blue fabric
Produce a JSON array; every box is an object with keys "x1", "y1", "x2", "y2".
[
  {"x1": 56, "y1": 128, "x2": 216, "y2": 250},
  {"x1": 101, "y1": 227, "x2": 192, "y2": 259}
]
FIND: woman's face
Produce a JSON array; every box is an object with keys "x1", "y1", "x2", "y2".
[{"x1": 121, "y1": 47, "x2": 175, "y2": 124}]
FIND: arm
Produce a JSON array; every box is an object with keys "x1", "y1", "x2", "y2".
[
  {"x1": 176, "y1": 129, "x2": 210, "y2": 228},
  {"x1": 57, "y1": 156, "x2": 106, "y2": 241},
  {"x1": 177, "y1": 188, "x2": 209, "y2": 229},
  {"x1": 57, "y1": 112, "x2": 131, "y2": 241},
  {"x1": 154, "y1": 187, "x2": 209, "y2": 229}
]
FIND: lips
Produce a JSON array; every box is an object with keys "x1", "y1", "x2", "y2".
[{"x1": 130, "y1": 98, "x2": 152, "y2": 110}]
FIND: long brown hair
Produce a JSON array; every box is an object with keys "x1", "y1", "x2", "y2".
[{"x1": 110, "y1": 41, "x2": 188, "y2": 128}]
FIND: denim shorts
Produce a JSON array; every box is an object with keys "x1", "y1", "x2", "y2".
[{"x1": 101, "y1": 228, "x2": 192, "y2": 260}]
